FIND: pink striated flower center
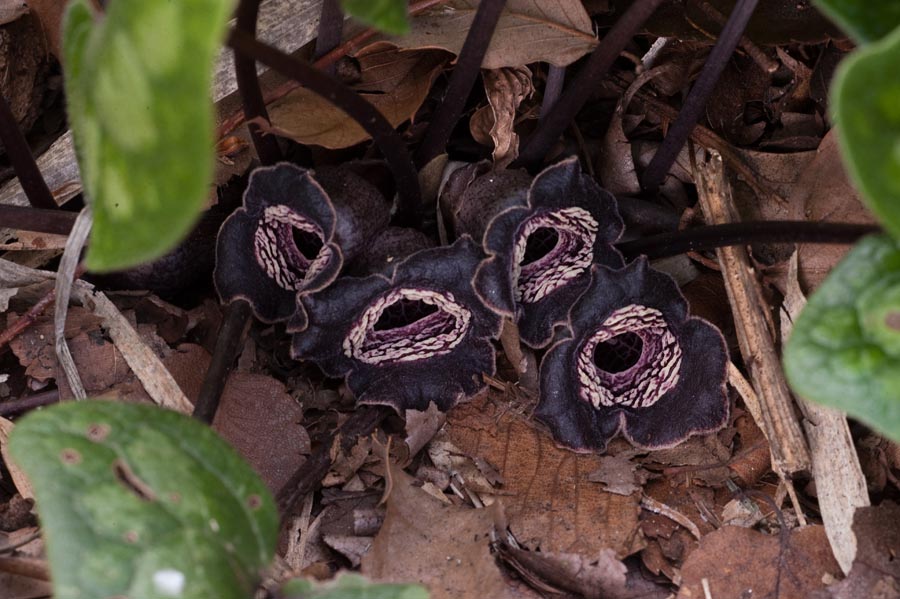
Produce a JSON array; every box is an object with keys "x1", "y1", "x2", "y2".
[
  {"x1": 513, "y1": 207, "x2": 598, "y2": 304},
  {"x1": 576, "y1": 304, "x2": 682, "y2": 408},
  {"x1": 343, "y1": 288, "x2": 472, "y2": 365},
  {"x1": 253, "y1": 205, "x2": 333, "y2": 291}
]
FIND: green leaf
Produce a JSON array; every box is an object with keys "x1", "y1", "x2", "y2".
[
  {"x1": 341, "y1": 0, "x2": 409, "y2": 35},
  {"x1": 814, "y1": 0, "x2": 900, "y2": 44},
  {"x1": 62, "y1": 0, "x2": 235, "y2": 272},
  {"x1": 8, "y1": 400, "x2": 278, "y2": 599},
  {"x1": 281, "y1": 573, "x2": 429, "y2": 598},
  {"x1": 830, "y1": 23, "x2": 900, "y2": 238},
  {"x1": 784, "y1": 235, "x2": 900, "y2": 442}
]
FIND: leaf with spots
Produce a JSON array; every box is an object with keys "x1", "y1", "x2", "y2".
[
  {"x1": 62, "y1": 0, "x2": 235, "y2": 271},
  {"x1": 784, "y1": 235, "x2": 900, "y2": 442},
  {"x1": 7, "y1": 400, "x2": 278, "y2": 599}
]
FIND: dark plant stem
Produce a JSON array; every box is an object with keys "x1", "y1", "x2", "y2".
[
  {"x1": 0, "y1": 95, "x2": 56, "y2": 210},
  {"x1": 414, "y1": 0, "x2": 507, "y2": 168},
  {"x1": 0, "y1": 389, "x2": 60, "y2": 417},
  {"x1": 514, "y1": 0, "x2": 665, "y2": 172},
  {"x1": 192, "y1": 300, "x2": 253, "y2": 423},
  {"x1": 234, "y1": 0, "x2": 283, "y2": 165},
  {"x1": 277, "y1": 405, "x2": 389, "y2": 515},
  {"x1": 228, "y1": 28, "x2": 422, "y2": 226},
  {"x1": 616, "y1": 221, "x2": 880, "y2": 260},
  {"x1": 539, "y1": 65, "x2": 566, "y2": 123},
  {"x1": 640, "y1": 0, "x2": 759, "y2": 191},
  {"x1": 0, "y1": 205, "x2": 77, "y2": 235},
  {"x1": 315, "y1": 0, "x2": 344, "y2": 68}
]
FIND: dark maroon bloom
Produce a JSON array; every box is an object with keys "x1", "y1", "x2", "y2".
[
  {"x1": 214, "y1": 163, "x2": 388, "y2": 323},
  {"x1": 536, "y1": 259, "x2": 729, "y2": 452},
  {"x1": 290, "y1": 236, "x2": 502, "y2": 413},
  {"x1": 452, "y1": 158, "x2": 624, "y2": 348}
]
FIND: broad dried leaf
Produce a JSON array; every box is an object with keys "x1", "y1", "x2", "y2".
[
  {"x1": 470, "y1": 67, "x2": 534, "y2": 168},
  {"x1": 587, "y1": 454, "x2": 647, "y2": 497},
  {"x1": 265, "y1": 43, "x2": 450, "y2": 149},
  {"x1": 390, "y1": 0, "x2": 597, "y2": 69},
  {"x1": 360, "y1": 460, "x2": 521, "y2": 599},
  {"x1": 445, "y1": 393, "x2": 643, "y2": 557},
  {"x1": 678, "y1": 525, "x2": 842, "y2": 598}
]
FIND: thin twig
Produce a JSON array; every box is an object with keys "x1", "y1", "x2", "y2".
[
  {"x1": 0, "y1": 205, "x2": 78, "y2": 235},
  {"x1": 641, "y1": 0, "x2": 760, "y2": 191},
  {"x1": 515, "y1": 0, "x2": 666, "y2": 171},
  {"x1": 234, "y1": 0, "x2": 283, "y2": 165},
  {"x1": 414, "y1": 0, "x2": 507, "y2": 168},
  {"x1": 227, "y1": 28, "x2": 422, "y2": 226},
  {"x1": 0, "y1": 389, "x2": 60, "y2": 417},
  {"x1": 192, "y1": 300, "x2": 253, "y2": 423},
  {"x1": 616, "y1": 221, "x2": 880, "y2": 260},
  {"x1": 0, "y1": 95, "x2": 56, "y2": 210}
]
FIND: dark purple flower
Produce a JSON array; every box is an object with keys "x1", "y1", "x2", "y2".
[
  {"x1": 290, "y1": 236, "x2": 502, "y2": 413},
  {"x1": 535, "y1": 259, "x2": 729, "y2": 452},
  {"x1": 451, "y1": 157, "x2": 624, "y2": 348},
  {"x1": 214, "y1": 163, "x2": 389, "y2": 323}
]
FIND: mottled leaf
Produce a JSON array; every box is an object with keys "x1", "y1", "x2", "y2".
[
  {"x1": 8, "y1": 400, "x2": 278, "y2": 599},
  {"x1": 784, "y1": 235, "x2": 900, "y2": 442},
  {"x1": 814, "y1": 0, "x2": 900, "y2": 44},
  {"x1": 830, "y1": 24, "x2": 900, "y2": 237},
  {"x1": 342, "y1": 0, "x2": 409, "y2": 35},
  {"x1": 282, "y1": 573, "x2": 429, "y2": 598},
  {"x1": 62, "y1": 0, "x2": 234, "y2": 271}
]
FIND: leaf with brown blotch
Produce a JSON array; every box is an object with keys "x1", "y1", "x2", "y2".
[
  {"x1": 678, "y1": 525, "x2": 842, "y2": 598},
  {"x1": 389, "y1": 0, "x2": 597, "y2": 69},
  {"x1": 445, "y1": 392, "x2": 643, "y2": 557},
  {"x1": 360, "y1": 459, "x2": 523, "y2": 599},
  {"x1": 263, "y1": 43, "x2": 451, "y2": 149}
]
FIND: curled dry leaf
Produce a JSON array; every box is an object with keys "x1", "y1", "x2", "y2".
[
  {"x1": 263, "y1": 43, "x2": 451, "y2": 149},
  {"x1": 469, "y1": 67, "x2": 534, "y2": 169},
  {"x1": 389, "y1": 0, "x2": 597, "y2": 69}
]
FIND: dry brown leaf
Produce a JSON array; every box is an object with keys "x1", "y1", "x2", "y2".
[
  {"x1": 813, "y1": 503, "x2": 900, "y2": 599},
  {"x1": 678, "y1": 525, "x2": 842, "y2": 598},
  {"x1": 390, "y1": 0, "x2": 597, "y2": 68},
  {"x1": 21, "y1": 0, "x2": 63, "y2": 56},
  {"x1": 445, "y1": 393, "x2": 643, "y2": 557},
  {"x1": 0, "y1": 417, "x2": 33, "y2": 500},
  {"x1": 264, "y1": 42, "x2": 451, "y2": 149},
  {"x1": 469, "y1": 67, "x2": 534, "y2": 168},
  {"x1": 360, "y1": 460, "x2": 523, "y2": 599},
  {"x1": 587, "y1": 454, "x2": 647, "y2": 497}
]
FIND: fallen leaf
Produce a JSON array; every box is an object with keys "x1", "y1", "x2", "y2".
[
  {"x1": 390, "y1": 0, "x2": 597, "y2": 68},
  {"x1": 469, "y1": 67, "x2": 534, "y2": 168},
  {"x1": 445, "y1": 393, "x2": 643, "y2": 557},
  {"x1": 360, "y1": 460, "x2": 523, "y2": 599},
  {"x1": 587, "y1": 454, "x2": 647, "y2": 496},
  {"x1": 22, "y1": 0, "x2": 63, "y2": 55},
  {"x1": 678, "y1": 525, "x2": 842, "y2": 598},
  {"x1": 265, "y1": 42, "x2": 451, "y2": 149},
  {"x1": 813, "y1": 502, "x2": 900, "y2": 599}
]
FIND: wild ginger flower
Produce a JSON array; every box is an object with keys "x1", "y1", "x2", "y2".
[
  {"x1": 214, "y1": 163, "x2": 388, "y2": 322},
  {"x1": 536, "y1": 259, "x2": 729, "y2": 452},
  {"x1": 290, "y1": 237, "x2": 502, "y2": 413}
]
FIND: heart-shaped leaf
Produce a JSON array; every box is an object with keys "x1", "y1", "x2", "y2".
[
  {"x1": 281, "y1": 573, "x2": 428, "y2": 598},
  {"x1": 342, "y1": 0, "x2": 410, "y2": 35},
  {"x1": 8, "y1": 400, "x2": 278, "y2": 599},
  {"x1": 784, "y1": 235, "x2": 900, "y2": 442},
  {"x1": 62, "y1": 0, "x2": 234, "y2": 272},
  {"x1": 814, "y1": 0, "x2": 900, "y2": 44},
  {"x1": 830, "y1": 23, "x2": 900, "y2": 238}
]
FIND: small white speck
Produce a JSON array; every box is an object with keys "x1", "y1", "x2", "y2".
[
  {"x1": 209, "y1": 519, "x2": 220, "y2": 532},
  {"x1": 152, "y1": 569, "x2": 185, "y2": 597}
]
